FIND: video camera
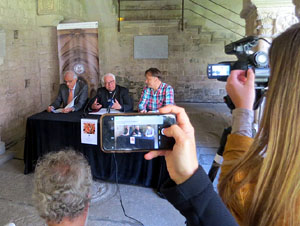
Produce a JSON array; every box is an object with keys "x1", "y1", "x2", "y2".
[{"x1": 207, "y1": 36, "x2": 270, "y2": 87}]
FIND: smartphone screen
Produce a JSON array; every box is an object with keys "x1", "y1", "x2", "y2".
[{"x1": 100, "y1": 113, "x2": 176, "y2": 152}]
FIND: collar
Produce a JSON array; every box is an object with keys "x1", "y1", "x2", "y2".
[
  {"x1": 70, "y1": 82, "x2": 77, "y2": 91},
  {"x1": 151, "y1": 82, "x2": 163, "y2": 93}
]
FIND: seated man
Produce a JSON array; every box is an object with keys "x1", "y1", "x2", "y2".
[
  {"x1": 138, "y1": 68, "x2": 174, "y2": 112},
  {"x1": 122, "y1": 125, "x2": 131, "y2": 136},
  {"x1": 89, "y1": 73, "x2": 133, "y2": 112},
  {"x1": 32, "y1": 149, "x2": 92, "y2": 226},
  {"x1": 47, "y1": 71, "x2": 88, "y2": 113},
  {"x1": 131, "y1": 125, "x2": 142, "y2": 136},
  {"x1": 144, "y1": 125, "x2": 154, "y2": 137}
]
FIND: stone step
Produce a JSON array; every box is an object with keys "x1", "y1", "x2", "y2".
[
  {"x1": 0, "y1": 152, "x2": 14, "y2": 166},
  {"x1": 119, "y1": 0, "x2": 182, "y2": 21},
  {"x1": 121, "y1": 19, "x2": 181, "y2": 25}
]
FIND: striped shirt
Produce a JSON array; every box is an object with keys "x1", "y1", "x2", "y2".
[{"x1": 138, "y1": 82, "x2": 174, "y2": 112}]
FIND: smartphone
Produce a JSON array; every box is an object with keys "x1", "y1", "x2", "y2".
[
  {"x1": 207, "y1": 63, "x2": 231, "y2": 79},
  {"x1": 100, "y1": 113, "x2": 176, "y2": 152}
]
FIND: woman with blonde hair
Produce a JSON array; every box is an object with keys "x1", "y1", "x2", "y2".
[{"x1": 218, "y1": 24, "x2": 300, "y2": 225}]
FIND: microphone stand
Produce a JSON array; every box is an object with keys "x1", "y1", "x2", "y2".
[
  {"x1": 81, "y1": 97, "x2": 96, "y2": 118},
  {"x1": 208, "y1": 89, "x2": 267, "y2": 182},
  {"x1": 107, "y1": 104, "x2": 111, "y2": 113},
  {"x1": 107, "y1": 98, "x2": 114, "y2": 113}
]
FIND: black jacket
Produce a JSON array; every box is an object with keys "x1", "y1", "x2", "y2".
[
  {"x1": 162, "y1": 166, "x2": 238, "y2": 226},
  {"x1": 89, "y1": 85, "x2": 133, "y2": 112}
]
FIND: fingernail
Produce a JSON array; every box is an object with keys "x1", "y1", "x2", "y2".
[{"x1": 161, "y1": 128, "x2": 165, "y2": 135}]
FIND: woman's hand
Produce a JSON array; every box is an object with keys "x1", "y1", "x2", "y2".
[
  {"x1": 226, "y1": 69, "x2": 255, "y2": 110},
  {"x1": 144, "y1": 105, "x2": 198, "y2": 185}
]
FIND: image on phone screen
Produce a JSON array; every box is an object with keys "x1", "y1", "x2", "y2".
[{"x1": 101, "y1": 114, "x2": 176, "y2": 152}]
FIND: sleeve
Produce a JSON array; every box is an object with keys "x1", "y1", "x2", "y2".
[
  {"x1": 163, "y1": 85, "x2": 174, "y2": 106},
  {"x1": 120, "y1": 88, "x2": 133, "y2": 112},
  {"x1": 162, "y1": 167, "x2": 238, "y2": 226},
  {"x1": 88, "y1": 88, "x2": 101, "y2": 111},
  {"x1": 50, "y1": 85, "x2": 64, "y2": 109},
  {"x1": 138, "y1": 86, "x2": 149, "y2": 111},
  {"x1": 231, "y1": 108, "x2": 254, "y2": 137},
  {"x1": 73, "y1": 83, "x2": 88, "y2": 111},
  {"x1": 218, "y1": 134, "x2": 254, "y2": 184}
]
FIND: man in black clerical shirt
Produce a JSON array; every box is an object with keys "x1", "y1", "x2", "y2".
[{"x1": 89, "y1": 73, "x2": 133, "y2": 112}]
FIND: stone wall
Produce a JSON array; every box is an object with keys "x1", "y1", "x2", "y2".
[
  {"x1": 0, "y1": 0, "x2": 86, "y2": 157},
  {"x1": 87, "y1": 0, "x2": 242, "y2": 108},
  {"x1": 110, "y1": 21, "x2": 239, "y2": 106}
]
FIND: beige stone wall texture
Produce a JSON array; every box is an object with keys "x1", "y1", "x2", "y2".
[
  {"x1": 92, "y1": 0, "x2": 244, "y2": 108},
  {"x1": 0, "y1": 0, "x2": 86, "y2": 157},
  {"x1": 105, "y1": 21, "x2": 238, "y2": 106}
]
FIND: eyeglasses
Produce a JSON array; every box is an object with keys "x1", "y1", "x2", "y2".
[
  {"x1": 64, "y1": 79, "x2": 74, "y2": 84},
  {"x1": 104, "y1": 80, "x2": 115, "y2": 85}
]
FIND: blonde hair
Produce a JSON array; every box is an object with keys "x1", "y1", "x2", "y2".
[{"x1": 218, "y1": 24, "x2": 300, "y2": 226}]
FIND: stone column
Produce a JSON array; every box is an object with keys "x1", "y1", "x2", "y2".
[{"x1": 241, "y1": 0, "x2": 298, "y2": 52}]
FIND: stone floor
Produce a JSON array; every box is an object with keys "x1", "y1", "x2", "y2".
[{"x1": 0, "y1": 103, "x2": 231, "y2": 226}]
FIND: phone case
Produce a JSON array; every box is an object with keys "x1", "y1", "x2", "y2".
[{"x1": 100, "y1": 112, "x2": 176, "y2": 153}]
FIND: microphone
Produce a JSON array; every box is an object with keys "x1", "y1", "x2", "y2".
[
  {"x1": 81, "y1": 97, "x2": 96, "y2": 118},
  {"x1": 107, "y1": 99, "x2": 114, "y2": 113}
]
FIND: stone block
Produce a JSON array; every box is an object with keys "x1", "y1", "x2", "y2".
[
  {"x1": 137, "y1": 26, "x2": 160, "y2": 34},
  {"x1": 199, "y1": 34, "x2": 212, "y2": 44},
  {"x1": 159, "y1": 26, "x2": 179, "y2": 33},
  {"x1": 0, "y1": 0, "x2": 7, "y2": 7},
  {"x1": 119, "y1": 26, "x2": 138, "y2": 34},
  {"x1": 169, "y1": 44, "x2": 184, "y2": 52},
  {"x1": 0, "y1": 152, "x2": 14, "y2": 166}
]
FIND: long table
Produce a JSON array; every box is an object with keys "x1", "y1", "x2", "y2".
[{"x1": 24, "y1": 111, "x2": 168, "y2": 188}]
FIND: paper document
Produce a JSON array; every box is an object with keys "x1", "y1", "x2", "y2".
[
  {"x1": 51, "y1": 96, "x2": 78, "y2": 113},
  {"x1": 81, "y1": 118, "x2": 98, "y2": 145},
  {"x1": 89, "y1": 108, "x2": 121, "y2": 115}
]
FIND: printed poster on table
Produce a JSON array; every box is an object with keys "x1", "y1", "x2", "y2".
[{"x1": 81, "y1": 119, "x2": 98, "y2": 145}]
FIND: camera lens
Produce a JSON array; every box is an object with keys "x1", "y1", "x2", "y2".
[{"x1": 252, "y1": 51, "x2": 268, "y2": 68}]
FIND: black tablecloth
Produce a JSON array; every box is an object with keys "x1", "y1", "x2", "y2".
[
  {"x1": 24, "y1": 111, "x2": 169, "y2": 188},
  {"x1": 116, "y1": 136, "x2": 155, "y2": 149}
]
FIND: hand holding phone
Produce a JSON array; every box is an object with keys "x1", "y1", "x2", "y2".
[
  {"x1": 100, "y1": 112, "x2": 176, "y2": 152},
  {"x1": 144, "y1": 105, "x2": 199, "y2": 185}
]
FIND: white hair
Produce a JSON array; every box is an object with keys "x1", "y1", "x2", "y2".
[
  {"x1": 32, "y1": 149, "x2": 92, "y2": 224},
  {"x1": 64, "y1": 70, "x2": 78, "y2": 79},
  {"x1": 101, "y1": 73, "x2": 116, "y2": 84}
]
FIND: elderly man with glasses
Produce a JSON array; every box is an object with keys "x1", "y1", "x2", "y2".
[
  {"x1": 88, "y1": 73, "x2": 133, "y2": 112},
  {"x1": 47, "y1": 70, "x2": 88, "y2": 113}
]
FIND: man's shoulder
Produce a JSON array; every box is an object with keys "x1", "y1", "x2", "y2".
[
  {"x1": 59, "y1": 83, "x2": 68, "y2": 90},
  {"x1": 97, "y1": 87, "x2": 107, "y2": 92},
  {"x1": 162, "y1": 82, "x2": 173, "y2": 89},
  {"x1": 77, "y1": 80, "x2": 88, "y2": 88},
  {"x1": 117, "y1": 85, "x2": 129, "y2": 92}
]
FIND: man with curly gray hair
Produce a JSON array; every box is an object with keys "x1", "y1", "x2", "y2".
[{"x1": 32, "y1": 149, "x2": 92, "y2": 226}]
